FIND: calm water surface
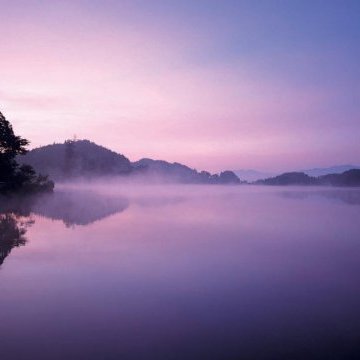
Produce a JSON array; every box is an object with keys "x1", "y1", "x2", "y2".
[{"x1": 1, "y1": 185, "x2": 360, "y2": 360}]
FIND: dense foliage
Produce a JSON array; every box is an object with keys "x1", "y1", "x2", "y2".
[{"x1": 0, "y1": 111, "x2": 54, "y2": 194}]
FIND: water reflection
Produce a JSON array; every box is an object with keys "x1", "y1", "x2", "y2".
[
  {"x1": 32, "y1": 190, "x2": 129, "y2": 227},
  {"x1": 0, "y1": 213, "x2": 33, "y2": 267},
  {"x1": 0, "y1": 190, "x2": 130, "y2": 267},
  {"x1": 134, "y1": 195, "x2": 185, "y2": 208},
  {"x1": 0, "y1": 197, "x2": 34, "y2": 267},
  {"x1": 1, "y1": 186, "x2": 360, "y2": 359}
]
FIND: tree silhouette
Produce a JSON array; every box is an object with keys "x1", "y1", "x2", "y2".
[
  {"x1": 0, "y1": 112, "x2": 29, "y2": 155},
  {"x1": 0, "y1": 111, "x2": 54, "y2": 194}
]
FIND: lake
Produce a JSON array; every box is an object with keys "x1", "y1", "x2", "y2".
[{"x1": 1, "y1": 185, "x2": 360, "y2": 360}]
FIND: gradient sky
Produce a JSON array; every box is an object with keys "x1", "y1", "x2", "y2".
[{"x1": 1, "y1": 0, "x2": 359, "y2": 172}]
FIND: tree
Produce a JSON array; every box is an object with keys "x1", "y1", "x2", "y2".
[
  {"x1": 0, "y1": 112, "x2": 29, "y2": 156},
  {"x1": 64, "y1": 138, "x2": 76, "y2": 176},
  {"x1": 0, "y1": 111, "x2": 54, "y2": 194}
]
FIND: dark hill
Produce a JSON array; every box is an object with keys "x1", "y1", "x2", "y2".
[
  {"x1": 19, "y1": 140, "x2": 132, "y2": 180},
  {"x1": 256, "y1": 172, "x2": 317, "y2": 186},
  {"x1": 256, "y1": 169, "x2": 360, "y2": 187}
]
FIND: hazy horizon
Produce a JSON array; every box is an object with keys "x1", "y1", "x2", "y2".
[
  {"x1": 1, "y1": 0, "x2": 359, "y2": 172},
  {"x1": 22, "y1": 137, "x2": 360, "y2": 176}
]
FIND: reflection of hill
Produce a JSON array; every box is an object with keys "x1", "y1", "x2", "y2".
[
  {"x1": 32, "y1": 190, "x2": 129, "y2": 227},
  {"x1": 280, "y1": 189, "x2": 360, "y2": 206},
  {"x1": 134, "y1": 195, "x2": 185, "y2": 208},
  {"x1": 0, "y1": 189, "x2": 129, "y2": 266},
  {"x1": 0, "y1": 213, "x2": 32, "y2": 267}
]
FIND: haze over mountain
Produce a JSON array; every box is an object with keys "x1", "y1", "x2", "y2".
[
  {"x1": 302, "y1": 165, "x2": 360, "y2": 177},
  {"x1": 19, "y1": 140, "x2": 360, "y2": 187},
  {"x1": 256, "y1": 169, "x2": 360, "y2": 187},
  {"x1": 19, "y1": 140, "x2": 240, "y2": 185},
  {"x1": 133, "y1": 158, "x2": 240, "y2": 184},
  {"x1": 235, "y1": 165, "x2": 360, "y2": 182},
  {"x1": 234, "y1": 169, "x2": 275, "y2": 182}
]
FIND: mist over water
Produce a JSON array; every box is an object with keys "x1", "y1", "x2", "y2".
[{"x1": 1, "y1": 184, "x2": 360, "y2": 359}]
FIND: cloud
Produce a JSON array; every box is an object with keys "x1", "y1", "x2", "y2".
[{"x1": 0, "y1": 0, "x2": 359, "y2": 171}]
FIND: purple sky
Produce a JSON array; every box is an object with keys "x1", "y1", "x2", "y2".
[{"x1": 1, "y1": 0, "x2": 359, "y2": 172}]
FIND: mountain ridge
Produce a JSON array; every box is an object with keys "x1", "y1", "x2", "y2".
[
  {"x1": 235, "y1": 165, "x2": 360, "y2": 182},
  {"x1": 19, "y1": 140, "x2": 241, "y2": 185},
  {"x1": 255, "y1": 169, "x2": 360, "y2": 187},
  {"x1": 302, "y1": 164, "x2": 360, "y2": 177}
]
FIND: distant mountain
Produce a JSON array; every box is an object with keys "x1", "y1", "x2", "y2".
[
  {"x1": 19, "y1": 140, "x2": 241, "y2": 185},
  {"x1": 234, "y1": 169, "x2": 274, "y2": 182},
  {"x1": 256, "y1": 172, "x2": 317, "y2": 186},
  {"x1": 319, "y1": 169, "x2": 360, "y2": 187},
  {"x1": 256, "y1": 169, "x2": 360, "y2": 187},
  {"x1": 133, "y1": 158, "x2": 240, "y2": 184},
  {"x1": 235, "y1": 165, "x2": 360, "y2": 182},
  {"x1": 133, "y1": 158, "x2": 202, "y2": 182},
  {"x1": 303, "y1": 165, "x2": 360, "y2": 177}
]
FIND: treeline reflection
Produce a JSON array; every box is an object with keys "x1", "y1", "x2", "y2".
[
  {"x1": 279, "y1": 189, "x2": 360, "y2": 205},
  {"x1": 0, "y1": 213, "x2": 33, "y2": 267},
  {"x1": 0, "y1": 190, "x2": 130, "y2": 267},
  {"x1": 32, "y1": 191, "x2": 129, "y2": 227}
]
